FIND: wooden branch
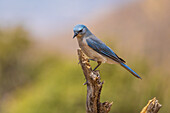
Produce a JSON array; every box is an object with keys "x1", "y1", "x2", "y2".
[
  {"x1": 140, "y1": 97, "x2": 162, "y2": 113},
  {"x1": 77, "y1": 49, "x2": 113, "y2": 113}
]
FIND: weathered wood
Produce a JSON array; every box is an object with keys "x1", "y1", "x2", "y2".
[
  {"x1": 140, "y1": 97, "x2": 162, "y2": 113},
  {"x1": 77, "y1": 49, "x2": 113, "y2": 113}
]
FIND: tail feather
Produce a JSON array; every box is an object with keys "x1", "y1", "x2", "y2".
[{"x1": 120, "y1": 63, "x2": 142, "y2": 79}]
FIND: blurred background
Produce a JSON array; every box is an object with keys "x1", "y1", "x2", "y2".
[{"x1": 0, "y1": 0, "x2": 170, "y2": 113}]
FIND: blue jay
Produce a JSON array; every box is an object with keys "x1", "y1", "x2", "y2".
[{"x1": 73, "y1": 24, "x2": 141, "y2": 79}]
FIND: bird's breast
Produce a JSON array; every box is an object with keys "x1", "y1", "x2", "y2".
[{"x1": 77, "y1": 38, "x2": 107, "y2": 63}]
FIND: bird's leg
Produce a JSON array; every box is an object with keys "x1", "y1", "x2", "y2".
[
  {"x1": 93, "y1": 61, "x2": 101, "y2": 71},
  {"x1": 88, "y1": 59, "x2": 95, "y2": 62}
]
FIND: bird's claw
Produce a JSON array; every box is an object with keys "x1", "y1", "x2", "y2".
[{"x1": 83, "y1": 81, "x2": 88, "y2": 85}]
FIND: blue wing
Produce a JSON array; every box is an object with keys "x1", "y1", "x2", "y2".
[{"x1": 86, "y1": 37, "x2": 124, "y2": 63}]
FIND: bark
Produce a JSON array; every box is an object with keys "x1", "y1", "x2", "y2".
[{"x1": 77, "y1": 49, "x2": 113, "y2": 113}]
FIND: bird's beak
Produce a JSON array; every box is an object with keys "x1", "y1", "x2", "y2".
[{"x1": 73, "y1": 32, "x2": 78, "y2": 39}]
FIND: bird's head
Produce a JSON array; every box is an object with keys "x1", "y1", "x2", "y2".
[{"x1": 73, "y1": 24, "x2": 89, "y2": 39}]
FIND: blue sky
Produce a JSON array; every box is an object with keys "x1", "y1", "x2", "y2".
[{"x1": 0, "y1": 0, "x2": 137, "y2": 37}]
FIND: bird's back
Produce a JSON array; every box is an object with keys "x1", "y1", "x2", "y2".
[{"x1": 86, "y1": 35, "x2": 126, "y2": 64}]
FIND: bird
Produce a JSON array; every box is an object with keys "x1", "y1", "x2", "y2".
[{"x1": 73, "y1": 24, "x2": 142, "y2": 79}]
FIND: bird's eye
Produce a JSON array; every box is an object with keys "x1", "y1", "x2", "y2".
[{"x1": 79, "y1": 29, "x2": 83, "y2": 32}]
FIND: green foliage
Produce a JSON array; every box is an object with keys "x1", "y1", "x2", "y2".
[
  {"x1": 0, "y1": 27, "x2": 169, "y2": 113},
  {"x1": 0, "y1": 27, "x2": 31, "y2": 97}
]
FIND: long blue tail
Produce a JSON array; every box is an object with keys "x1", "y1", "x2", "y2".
[{"x1": 120, "y1": 63, "x2": 142, "y2": 79}]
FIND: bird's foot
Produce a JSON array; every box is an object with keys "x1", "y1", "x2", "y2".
[{"x1": 83, "y1": 81, "x2": 88, "y2": 85}]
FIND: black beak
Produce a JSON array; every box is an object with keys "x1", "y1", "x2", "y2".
[{"x1": 73, "y1": 32, "x2": 78, "y2": 39}]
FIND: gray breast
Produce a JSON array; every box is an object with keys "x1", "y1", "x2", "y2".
[{"x1": 77, "y1": 37, "x2": 107, "y2": 63}]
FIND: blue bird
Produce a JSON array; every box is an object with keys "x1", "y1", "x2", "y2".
[{"x1": 73, "y1": 24, "x2": 142, "y2": 79}]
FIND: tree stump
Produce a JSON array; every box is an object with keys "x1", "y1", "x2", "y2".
[{"x1": 77, "y1": 49, "x2": 113, "y2": 113}]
